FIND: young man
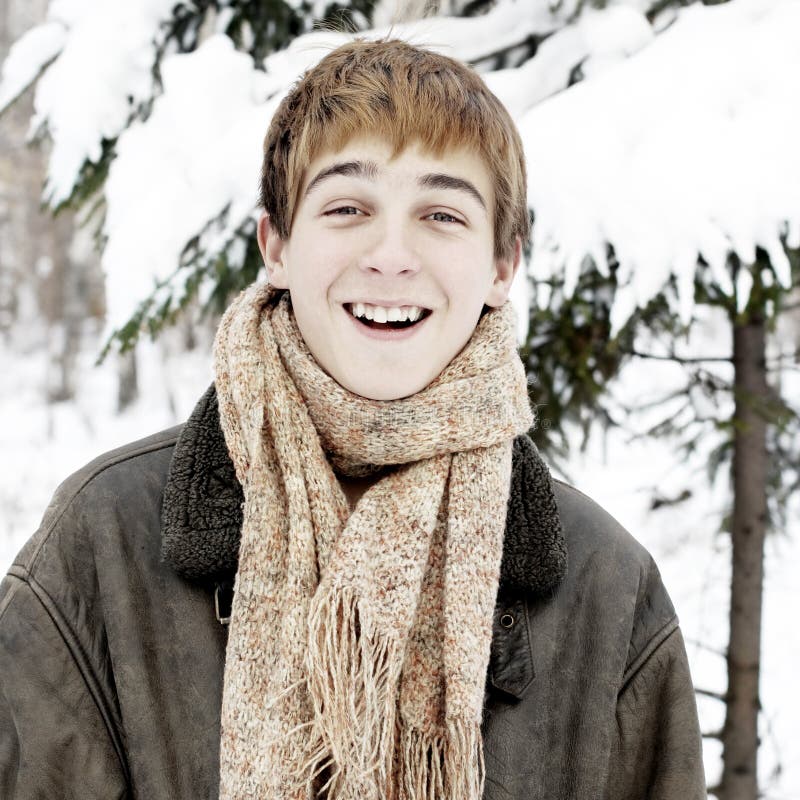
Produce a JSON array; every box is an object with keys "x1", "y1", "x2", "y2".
[{"x1": 0, "y1": 38, "x2": 705, "y2": 799}]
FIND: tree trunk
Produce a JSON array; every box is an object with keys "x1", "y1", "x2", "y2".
[
  {"x1": 117, "y1": 349, "x2": 139, "y2": 412},
  {"x1": 719, "y1": 312, "x2": 768, "y2": 800}
]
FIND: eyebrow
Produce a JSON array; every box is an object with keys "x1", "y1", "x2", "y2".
[{"x1": 303, "y1": 159, "x2": 487, "y2": 212}]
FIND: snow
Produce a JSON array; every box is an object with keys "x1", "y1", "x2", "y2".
[
  {"x1": 0, "y1": 21, "x2": 66, "y2": 113},
  {"x1": 8, "y1": 0, "x2": 796, "y2": 336},
  {"x1": 16, "y1": 0, "x2": 178, "y2": 206},
  {"x1": 520, "y1": 0, "x2": 800, "y2": 331},
  {"x1": 485, "y1": 5, "x2": 653, "y2": 118},
  {"x1": 0, "y1": 329, "x2": 213, "y2": 572},
  {"x1": 2, "y1": 0, "x2": 659, "y2": 336},
  {"x1": 2, "y1": 1, "x2": 797, "y2": 335},
  {"x1": 101, "y1": 34, "x2": 273, "y2": 342},
  {"x1": 577, "y1": 6, "x2": 654, "y2": 76},
  {"x1": 98, "y1": 0, "x2": 663, "y2": 337}
]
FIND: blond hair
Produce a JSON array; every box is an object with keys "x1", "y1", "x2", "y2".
[{"x1": 259, "y1": 37, "x2": 530, "y2": 262}]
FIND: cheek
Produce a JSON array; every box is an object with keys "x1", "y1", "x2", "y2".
[
  {"x1": 310, "y1": 233, "x2": 353, "y2": 272},
  {"x1": 285, "y1": 243, "x2": 343, "y2": 297},
  {"x1": 440, "y1": 254, "x2": 494, "y2": 302}
]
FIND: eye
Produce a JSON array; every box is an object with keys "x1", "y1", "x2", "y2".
[
  {"x1": 428, "y1": 211, "x2": 463, "y2": 225},
  {"x1": 325, "y1": 206, "x2": 364, "y2": 217}
]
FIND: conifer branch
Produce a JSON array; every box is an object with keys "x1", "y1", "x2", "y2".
[{"x1": 626, "y1": 348, "x2": 733, "y2": 364}]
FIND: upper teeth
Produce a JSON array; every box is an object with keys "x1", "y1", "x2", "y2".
[{"x1": 349, "y1": 303, "x2": 425, "y2": 323}]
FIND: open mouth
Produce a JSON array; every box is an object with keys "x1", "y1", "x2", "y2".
[{"x1": 344, "y1": 302, "x2": 433, "y2": 331}]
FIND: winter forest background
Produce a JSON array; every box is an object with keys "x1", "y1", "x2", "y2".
[{"x1": 0, "y1": 0, "x2": 798, "y2": 798}]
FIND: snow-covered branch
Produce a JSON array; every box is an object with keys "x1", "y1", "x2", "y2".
[{"x1": 1, "y1": 0, "x2": 798, "y2": 342}]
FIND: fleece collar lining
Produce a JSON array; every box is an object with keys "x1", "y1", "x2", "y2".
[{"x1": 160, "y1": 385, "x2": 567, "y2": 597}]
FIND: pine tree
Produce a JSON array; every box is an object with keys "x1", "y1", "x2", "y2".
[{"x1": 525, "y1": 239, "x2": 798, "y2": 799}]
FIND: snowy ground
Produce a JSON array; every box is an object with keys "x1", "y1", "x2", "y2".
[
  {"x1": 0, "y1": 327, "x2": 213, "y2": 570},
  {"x1": 1, "y1": 329, "x2": 798, "y2": 798}
]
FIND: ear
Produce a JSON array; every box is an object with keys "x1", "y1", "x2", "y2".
[
  {"x1": 484, "y1": 236, "x2": 522, "y2": 307},
  {"x1": 257, "y1": 211, "x2": 289, "y2": 289}
]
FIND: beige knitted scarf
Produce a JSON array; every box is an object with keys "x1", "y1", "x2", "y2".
[{"x1": 213, "y1": 282, "x2": 533, "y2": 800}]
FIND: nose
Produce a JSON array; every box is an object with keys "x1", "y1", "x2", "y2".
[{"x1": 356, "y1": 219, "x2": 422, "y2": 276}]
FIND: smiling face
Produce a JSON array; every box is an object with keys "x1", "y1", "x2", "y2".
[{"x1": 258, "y1": 135, "x2": 521, "y2": 400}]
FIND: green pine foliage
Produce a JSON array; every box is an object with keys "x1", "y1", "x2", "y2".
[
  {"x1": 97, "y1": 208, "x2": 263, "y2": 360},
  {"x1": 523, "y1": 241, "x2": 799, "y2": 524}
]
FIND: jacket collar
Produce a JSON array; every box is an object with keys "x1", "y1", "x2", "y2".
[{"x1": 160, "y1": 384, "x2": 567, "y2": 597}]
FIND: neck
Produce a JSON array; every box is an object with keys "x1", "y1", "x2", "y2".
[{"x1": 336, "y1": 469, "x2": 387, "y2": 510}]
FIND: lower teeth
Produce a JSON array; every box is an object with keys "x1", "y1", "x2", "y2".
[
  {"x1": 347, "y1": 305, "x2": 428, "y2": 329},
  {"x1": 361, "y1": 318, "x2": 415, "y2": 329}
]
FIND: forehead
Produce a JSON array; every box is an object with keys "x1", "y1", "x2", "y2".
[{"x1": 298, "y1": 135, "x2": 493, "y2": 208}]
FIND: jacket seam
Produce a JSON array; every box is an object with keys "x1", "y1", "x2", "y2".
[
  {"x1": 620, "y1": 615, "x2": 679, "y2": 691},
  {"x1": 3, "y1": 566, "x2": 132, "y2": 789},
  {"x1": 22, "y1": 433, "x2": 180, "y2": 575},
  {"x1": 521, "y1": 596, "x2": 535, "y2": 689},
  {"x1": 0, "y1": 570, "x2": 26, "y2": 622}
]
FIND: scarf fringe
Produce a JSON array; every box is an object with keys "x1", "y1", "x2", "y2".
[
  {"x1": 398, "y1": 719, "x2": 485, "y2": 800},
  {"x1": 283, "y1": 583, "x2": 486, "y2": 800},
  {"x1": 290, "y1": 583, "x2": 403, "y2": 797}
]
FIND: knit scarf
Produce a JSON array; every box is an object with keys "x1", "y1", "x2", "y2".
[{"x1": 213, "y1": 282, "x2": 533, "y2": 800}]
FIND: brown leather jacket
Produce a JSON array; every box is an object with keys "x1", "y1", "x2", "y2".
[{"x1": 0, "y1": 387, "x2": 706, "y2": 799}]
